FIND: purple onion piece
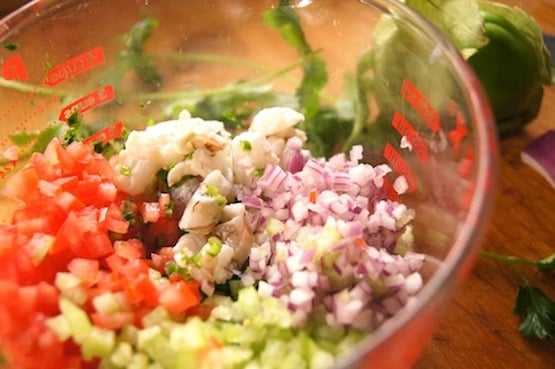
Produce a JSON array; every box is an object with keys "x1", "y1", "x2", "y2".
[{"x1": 521, "y1": 129, "x2": 555, "y2": 189}]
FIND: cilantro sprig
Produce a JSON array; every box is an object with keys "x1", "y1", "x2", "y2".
[
  {"x1": 121, "y1": 16, "x2": 162, "y2": 88},
  {"x1": 481, "y1": 250, "x2": 555, "y2": 340},
  {"x1": 263, "y1": 0, "x2": 350, "y2": 157},
  {"x1": 514, "y1": 285, "x2": 555, "y2": 340}
]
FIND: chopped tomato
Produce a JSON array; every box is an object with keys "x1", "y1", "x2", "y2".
[
  {"x1": 0, "y1": 166, "x2": 40, "y2": 203},
  {"x1": 114, "y1": 239, "x2": 145, "y2": 260},
  {"x1": 158, "y1": 280, "x2": 201, "y2": 314},
  {"x1": 55, "y1": 190, "x2": 86, "y2": 213},
  {"x1": 143, "y1": 217, "x2": 181, "y2": 252},
  {"x1": 0, "y1": 138, "x2": 202, "y2": 369},
  {"x1": 91, "y1": 311, "x2": 134, "y2": 330},
  {"x1": 140, "y1": 201, "x2": 161, "y2": 223},
  {"x1": 67, "y1": 259, "x2": 100, "y2": 287},
  {"x1": 119, "y1": 259, "x2": 159, "y2": 306},
  {"x1": 102, "y1": 203, "x2": 129, "y2": 235},
  {"x1": 150, "y1": 246, "x2": 174, "y2": 273}
]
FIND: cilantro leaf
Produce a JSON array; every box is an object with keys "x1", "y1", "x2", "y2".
[
  {"x1": 263, "y1": 0, "x2": 328, "y2": 156},
  {"x1": 2, "y1": 124, "x2": 63, "y2": 164},
  {"x1": 513, "y1": 284, "x2": 555, "y2": 340},
  {"x1": 536, "y1": 253, "x2": 555, "y2": 272},
  {"x1": 63, "y1": 111, "x2": 89, "y2": 144},
  {"x1": 121, "y1": 16, "x2": 162, "y2": 88},
  {"x1": 3, "y1": 42, "x2": 19, "y2": 51},
  {"x1": 10, "y1": 131, "x2": 38, "y2": 146},
  {"x1": 404, "y1": 0, "x2": 488, "y2": 57}
]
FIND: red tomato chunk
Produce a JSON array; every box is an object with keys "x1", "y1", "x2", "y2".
[{"x1": 0, "y1": 139, "x2": 199, "y2": 369}]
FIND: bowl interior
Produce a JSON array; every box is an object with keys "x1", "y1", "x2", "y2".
[{"x1": 0, "y1": 0, "x2": 497, "y2": 368}]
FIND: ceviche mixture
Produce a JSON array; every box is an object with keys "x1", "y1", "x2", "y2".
[{"x1": 0, "y1": 106, "x2": 424, "y2": 369}]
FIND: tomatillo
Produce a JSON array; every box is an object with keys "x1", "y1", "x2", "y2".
[{"x1": 468, "y1": 1, "x2": 553, "y2": 136}]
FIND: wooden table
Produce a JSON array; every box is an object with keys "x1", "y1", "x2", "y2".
[{"x1": 415, "y1": 1, "x2": 555, "y2": 368}]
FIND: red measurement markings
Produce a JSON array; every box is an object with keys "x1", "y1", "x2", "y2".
[
  {"x1": 43, "y1": 46, "x2": 105, "y2": 87},
  {"x1": 83, "y1": 121, "x2": 125, "y2": 144},
  {"x1": 391, "y1": 111, "x2": 429, "y2": 163},
  {"x1": 1, "y1": 46, "x2": 110, "y2": 127},
  {"x1": 458, "y1": 147, "x2": 474, "y2": 179},
  {"x1": 58, "y1": 85, "x2": 115, "y2": 121},
  {"x1": 400, "y1": 79, "x2": 440, "y2": 133},
  {"x1": 0, "y1": 160, "x2": 18, "y2": 180},
  {"x1": 382, "y1": 178, "x2": 401, "y2": 202},
  {"x1": 383, "y1": 142, "x2": 417, "y2": 192},
  {"x1": 1, "y1": 47, "x2": 110, "y2": 180},
  {"x1": 1, "y1": 53, "x2": 29, "y2": 82},
  {"x1": 0, "y1": 54, "x2": 32, "y2": 131},
  {"x1": 447, "y1": 101, "x2": 469, "y2": 156}
]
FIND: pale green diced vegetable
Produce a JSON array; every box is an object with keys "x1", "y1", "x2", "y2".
[
  {"x1": 127, "y1": 353, "x2": 150, "y2": 369},
  {"x1": 220, "y1": 322, "x2": 258, "y2": 345},
  {"x1": 55, "y1": 272, "x2": 81, "y2": 290},
  {"x1": 81, "y1": 326, "x2": 116, "y2": 360},
  {"x1": 265, "y1": 218, "x2": 285, "y2": 236},
  {"x1": 119, "y1": 324, "x2": 139, "y2": 346},
  {"x1": 59, "y1": 298, "x2": 92, "y2": 344},
  {"x1": 141, "y1": 306, "x2": 171, "y2": 328},
  {"x1": 169, "y1": 317, "x2": 212, "y2": 351},
  {"x1": 259, "y1": 339, "x2": 307, "y2": 369},
  {"x1": 45, "y1": 315, "x2": 72, "y2": 341},
  {"x1": 55, "y1": 272, "x2": 88, "y2": 305},
  {"x1": 110, "y1": 341, "x2": 134, "y2": 368},
  {"x1": 235, "y1": 286, "x2": 262, "y2": 319},
  {"x1": 138, "y1": 326, "x2": 176, "y2": 369},
  {"x1": 92, "y1": 292, "x2": 128, "y2": 314}
]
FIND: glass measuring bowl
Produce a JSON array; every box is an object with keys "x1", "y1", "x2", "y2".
[{"x1": 0, "y1": 0, "x2": 497, "y2": 368}]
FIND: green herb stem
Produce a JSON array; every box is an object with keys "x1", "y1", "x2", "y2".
[
  {"x1": 0, "y1": 78, "x2": 64, "y2": 98},
  {"x1": 480, "y1": 250, "x2": 540, "y2": 267},
  {"x1": 152, "y1": 52, "x2": 272, "y2": 73},
  {"x1": 120, "y1": 56, "x2": 307, "y2": 102}
]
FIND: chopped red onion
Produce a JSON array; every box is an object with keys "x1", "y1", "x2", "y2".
[
  {"x1": 521, "y1": 129, "x2": 555, "y2": 189},
  {"x1": 289, "y1": 288, "x2": 315, "y2": 306},
  {"x1": 230, "y1": 139, "x2": 423, "y2": 330},
  {"x1": 400, "y1": 135, "x2": 413, "y2": 151},
  {"x1": 393, "y1": 175, "x2": 409, "y2": 195},
  {"x1": 405, "y1": 272, "x2": 423, "y2": 295}
]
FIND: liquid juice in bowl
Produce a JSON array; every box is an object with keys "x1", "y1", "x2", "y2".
[{"x1": 0, "y1": 1, "x2": 496, "y2": 369}]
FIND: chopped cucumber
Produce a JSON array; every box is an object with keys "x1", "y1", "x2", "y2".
[
  {"x1": 138, "y1": 326, "x2": 176, "y2": 369},
  {"x1": 59, "y1": 298, "x2": 92, "y2": 344},
  {"x1": 141, "y1": 306, "x2": 171, "y2": 328},
  {"x1": 81, "y1": 326, "x2": 116, "y2": 360},
  {"x1": 92, "y1": 292, "x2": 128, "y2": 315},
  {"x1": 235, "y1": 286, "x2": 262, "y2": 319},
  {"x1": 110, "y1": 341, "x2": 134, "y2": 368},
  {"x1": 45, "y1": 315, "x2": 72, "y2": 341}
]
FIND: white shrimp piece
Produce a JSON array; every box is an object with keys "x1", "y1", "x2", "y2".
[
  {"x1": 201, "y1": 243, "x2": 235, "y2": 284},
  {"x1": 178, "y1": 170, "x2": 230, "y2": 235},
  {"x1": 189, "y1": 243, "x2": 235, "y2": 289},
  {"x1": 215, "y1": 203, "x2": 254, "y2": 264},
  {"x1": 173, "y1": 233, "x2": 207, "y2": 259},
  {"x1": 249, "y1": 107, "x2": 306, "y2": 139},
  {"x1": 113, "y1": 110, "x2": 231, "y2": 195},
  {"x1": 247, "y1": 107, "x2": 307, "y2": 170},
  {"x1": 179, "y1": 194, "x2": 221, "y2": 235},
  {"x1": 170, "y1": 177, "x2": 201, "y2": 209},
  {"x1": 203, "y1": 170, "x2": 233, "y2": 199},
  {"x1": 231, "y1": 131, "x2": 279, "y2": 185},
  {"x1": 167, "y1": 146, "x2": 233, "y2": 187}
]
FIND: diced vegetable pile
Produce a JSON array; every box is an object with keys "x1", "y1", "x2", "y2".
[{"x1": 0, "y1": 107, "x2": 423, "y2": 369}]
